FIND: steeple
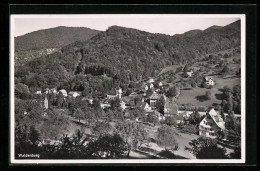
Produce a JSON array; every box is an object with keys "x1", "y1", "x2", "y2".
[{"x1": 44, "y1": 95, "x2": 48, "y2": 110}]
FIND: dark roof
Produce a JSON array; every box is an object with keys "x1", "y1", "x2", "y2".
[{"x1": 150, "y1": 93, "x2": 162, "y2": 100}]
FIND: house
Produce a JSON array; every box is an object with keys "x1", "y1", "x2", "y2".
[
  {"x1": 145, "y1": 85, "x2": 149, "y2": 91},
  {"x1": 44, "y1": 88, "x2": 50, "y2": 94},
  {"x1": 159, "y1": 82, "x2": 163, "y2": 87},
  {"x1": 204, "y1": 76, "x2": 215, "y2": 86},
  {"x1": 116, "y1": 87, "x2": 122, "y2": 99},
  {"x1": 186, "y1": 70, "x2": 193, "y2": 77},
  {"x1": 58, "y1": 89, "x2": 68, "y2": 97},
  {"x1": 107, "y1": 94, "x2": 116, "y2": 100},
  {"x1": 35, "y1": 90, "x2": 42, "y2": 95},
  {"x1": 144, "y1": 102, "x2": 152, "y2": 112},
  {"x1": 149, "y1": 83, "x2": 154, "y2": 89},
  {"x1": 88, "y1": 98, "x2": 93, "y2": 104},
  {"x1": 120, "y1": 100, "x2": 127, "y2": 110},
  {"x1": 149, "y1": 92, "x2": 162, "y2": 107},
  {"x1": 68, "y1": 91, "x2": 82, "y2": 98},
  {"x1": 148, "y1": 78, "x2": 154, "y2": 83},
  {"x1": 107, "y1": 87, "x2": 122, "y2": 100},
  {"x1": 50, "y1": 88, "x2": 57, "y2": 94},
  {"x1": 100, "y1": 103, "x2": 111, "y2": 109},
  {"x1": 129, "y1": 92, "x2": 137, "y2": 97},
  {"x1": 199, "y1": 108, "x2": 225, "y2": 138}
]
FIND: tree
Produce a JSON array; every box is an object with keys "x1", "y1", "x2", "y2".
[
  {"x1": 236, "y1": 68, "x2": 241, "y2": 76},
  {"x1": 116, "y1": 121, "x2": 148, "y2": 157},
  {"x1": 224, "y1": 113, "x2": 241, "y2": 144},
  {"x1": 189, "y1": 110, "x2": 201, "y2": 125},
  {"x1": 28, "y1": 126, "x2": 40, "y2": 146},
  {"x1": 190, "y1": 80, "x2": 197, "y2": 88},
  {"x1": 185, "y1": 137, "x2": 228, "y2": 159},
  {"x1": 86, "y1": 134, "x2": 127, "y2": 159},
  {"x1": 92, "y1": 98, "x2": 101, "y2": 110},
  {"x1": 175, "y1": 66, "x2": 183, "y2": 73},
  {"x1": 125, "y1": 89, "x2": 132, "y2": 96},
  {"x1": 157, "y1": 125, "x2": 178, "y2": 151},
  {"x1": 91, "y1": 121, "x2": 113, "y2": 137},
  {"x1": 156, "y1": 96, "x2": 165, "y2": 113},
  {"x1": 38, "y1": 109, "x2": 70, "y2": 140},
  {"x1": 223, "y1": 53, "x2": 229, "y2": 58},
  {"x1": 146, "y1": 88, "x2": 153, "y2": 97},
  {"x1": 15, "y1": 83, "x2": 30, "y2": 99},
  {"x1": 75, "y1": 108, "x2": 85, "y2": 123},
  {"x1": 183, "y1": 64, "x2": 190, "y2": 73},
  {"x1": 165, "y1": 116, "x2": 177, "y2": 126},
  {"x1": 222, "y1": 65, "x2": 230, "y2": 76},
  {"x1": 166, "y1": 86, "x2": 180, "y2": 98},
  {"x1": 82, "y1": 86, "x2": 90, "y2": 97},
  {"x1": 56, "y1": 91, "x2": 64, "y2": 107},
  {"x1": 229, "y1": 146, "x2": 241, "y2": 159},
  {"x1": 202, "y1": 82, "x2": 208, "y2": 88},
  {"x1": 205, "y1": 91, "x2": 212, "y2": 100},
  {"x1": 110, "y1": 97, "x2": 121, "y2": 111}
]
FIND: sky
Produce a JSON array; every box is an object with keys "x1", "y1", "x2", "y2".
[{"x1": 12, "y1": 15, "x2": 241, "y2": 37}]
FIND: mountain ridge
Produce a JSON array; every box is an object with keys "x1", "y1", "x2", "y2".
[
  {"x1": 15, "y1": 20, "x2": 241, "y2": 92},
  {"x1": 15, "y1": 26, "x2": 101, "y2": 51}
]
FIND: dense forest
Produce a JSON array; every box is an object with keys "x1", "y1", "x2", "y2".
[{"x1": 15, "y1": 20, "x2": 241, "y2": 94}]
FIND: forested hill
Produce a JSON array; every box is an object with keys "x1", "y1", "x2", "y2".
[
  {"x1": 15, "y1": 20, "x2": 240, "y2": 92},
  {"x1": 15, "y1": 26, "x2": 101, "y2": 51}
]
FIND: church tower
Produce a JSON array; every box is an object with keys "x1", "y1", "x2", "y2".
[{"x1": 44, "y1": 96, "x2": 48, "y2": 110}]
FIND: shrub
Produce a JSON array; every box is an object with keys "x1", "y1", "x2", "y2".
[{"x1": 205, "y1": 91, "x2": 212, "y2": 100}]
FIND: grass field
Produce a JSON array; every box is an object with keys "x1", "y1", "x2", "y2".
[{"x1": 178, "y1": 76, "x2": 240, "y2": 107}]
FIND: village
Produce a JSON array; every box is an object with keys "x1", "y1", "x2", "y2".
[{"x1": 29, "y1": 67, "x2": 241, "y2": 159}]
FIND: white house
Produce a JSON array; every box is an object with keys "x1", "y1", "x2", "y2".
[
  {"x1": 144, "y1": 102, "x2": 152, "y2": 112},
  {"x1": 148, "y1": 78, "x2": 154, "y2": 83},
  {"x1": 145, "y1": 85, "x2": 149, "y2": 91},
  {"x1": 205, "y1": 76, "x2": 215, "y2": 86},
  {"x1": 107, "y1": 94, "x2": 117, "y2": 100},
  {"x1": 120, "y1": 100, "x2": 127, "y2": 110},
  {"x1": 100, "y1": 103, "x2": 111, "y2": 109},
  {"x1": 159, "y1": 82, "x2": 163, "y2": 87},
  {"x1": 35, "y1": 90, "x2": 42, "y2": 95},
  {"x1": 186, "y1": 70, "x2": 193, "y2": 77},
  {"x1": 199, "y1": 108, "x2": 225, "y2": 138},
  {"x1": 116, "y1": 87, "x2": 122, "y2": 99},
  {"x1": 68, "y1": 91, "x2": 81, "y2": 98},
  {"x1": 58, "y1": 89, "x2": 68, "y2": 97},
  {"x1": 149, "y1": 83, "x2": 154, "y2": 89},
  {"x1": 88, "y1": 98, "x2": 93, "y2": 104},
  {"x1": 50, "y1": 88, "x2": 57, "y2": 94}
]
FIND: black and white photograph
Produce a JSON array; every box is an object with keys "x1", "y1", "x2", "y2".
[{"x1": 10, "y1": 14, "x2": 246, "y2": 164}]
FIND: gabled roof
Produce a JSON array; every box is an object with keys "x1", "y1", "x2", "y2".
[
  {"x1": 150, "y1": 92, "x2": 162, "y2": 100},
  {"x1": 208, "y1": 108, "x2": 225, "y2": 129},
  {"x1": 59, "y1": 89, "x2": 67, "y2": 96}
]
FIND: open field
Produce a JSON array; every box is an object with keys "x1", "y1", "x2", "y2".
[{"x1": 178, "y1": 76, "x2": 240, "y2": 107}]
